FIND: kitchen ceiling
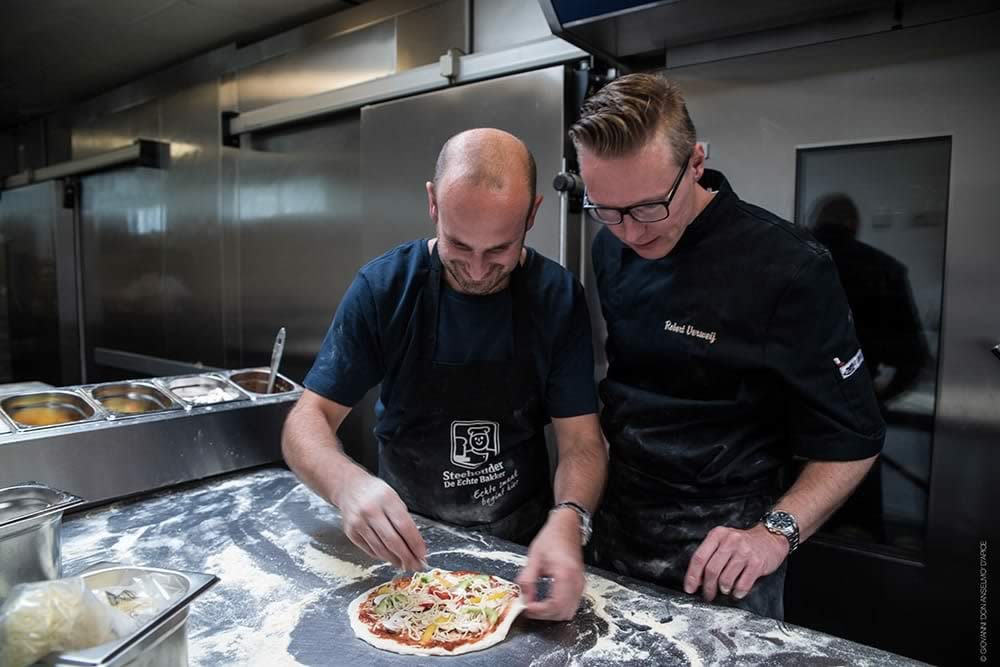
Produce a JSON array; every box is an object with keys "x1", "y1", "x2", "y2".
[{"x1": 0, "y1": 0, "x2": 367, "y2": 128}]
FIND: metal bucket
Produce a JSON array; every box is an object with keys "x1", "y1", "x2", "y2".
[{"x1": 0, "y1": 483, "x2": 84, "y2": 601}]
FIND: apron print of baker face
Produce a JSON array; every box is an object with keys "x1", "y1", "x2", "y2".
[{"x1": 451, "y1": 421, "x2": 500, "y2": 470}]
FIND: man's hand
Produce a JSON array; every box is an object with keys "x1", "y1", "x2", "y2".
[
  {"x1": 335, "y1": 471, "x2": 427, "y2": 571},
  {"x1": 683, "y1": 523, "x2": 788, "y2": 602},
  {"x1": 515, "y1": 508, "x2": 586, "y2": 621}
]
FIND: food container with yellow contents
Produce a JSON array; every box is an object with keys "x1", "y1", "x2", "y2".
[
  {"x1": 85, "y1": 383, "x2": 182, "y2": 419},
  {"x1": 0, "y1": 391, "x2": 104, "y2": 431},
  {"x1": 0, "y1": 483, "x2": 84, "y2": 602}
]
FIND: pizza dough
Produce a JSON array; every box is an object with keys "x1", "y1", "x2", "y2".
[{"x1": 348, "y1": 568, "x2": 525, "y2": 656}]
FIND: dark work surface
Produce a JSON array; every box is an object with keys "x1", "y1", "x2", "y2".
[{"x1": 60, "y1": 468, "x2": 926, "y2": 666}]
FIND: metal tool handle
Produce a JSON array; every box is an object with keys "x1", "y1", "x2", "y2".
[
  {"x1": 266, "y1": 327, "x2": 286, "y2": 394},
  {"x1": 553, "y1": 164, "x2": 585, "y2": 270}
]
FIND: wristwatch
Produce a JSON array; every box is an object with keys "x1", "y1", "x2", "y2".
[
  {"x1": 762, "y1": 510, "x2": 800, "y2": 553},
  {"x1": 553, "y1": 501, "x2": 593, "y2": 546}
]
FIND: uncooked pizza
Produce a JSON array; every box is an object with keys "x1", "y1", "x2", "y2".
[{"x1": 348, "y1": 568, "x2": 524, "y2": 656}]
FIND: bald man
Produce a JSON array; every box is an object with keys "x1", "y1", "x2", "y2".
[{"x1": 283, "y1": 129, "x2": 607, "y2": 620}]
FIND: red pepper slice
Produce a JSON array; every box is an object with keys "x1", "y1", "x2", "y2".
[{"x1": 429, "y1": 587, "x2": 452, "y2": 600}]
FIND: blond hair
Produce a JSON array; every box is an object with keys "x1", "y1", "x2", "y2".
[{"x1": 569, "y1": 73, "x2": 696, "y2": 166}]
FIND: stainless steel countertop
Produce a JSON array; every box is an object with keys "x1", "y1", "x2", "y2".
[{"x1": 59, "y1": 468, "x2": 925, "y2": 666}]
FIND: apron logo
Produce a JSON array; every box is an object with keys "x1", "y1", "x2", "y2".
[
  {"x1": 834, "y1": 349, "x2": 865, "y2": 380},
  {"x1": 450, "y1": 421, "x2": 500, "y2": 470}
]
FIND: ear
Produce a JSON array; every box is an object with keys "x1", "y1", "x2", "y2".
[
  {"x1": 690, "y1": 142, "x2": 707, "y2": 181},
  {"x1": 426, "y1": 181, "x2": 438, "y2": 223},
  {"x1": 525, "y1": 194, "x2": 543, "y2": 232}
]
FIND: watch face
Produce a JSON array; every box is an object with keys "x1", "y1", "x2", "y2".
[{"x1": 767, "y1": 512, "x2": 796, "y2": 535}]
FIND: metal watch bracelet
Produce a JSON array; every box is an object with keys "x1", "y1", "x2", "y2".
[{"x1": 552, "y1": 501, "x2": 592, "y2": 546}]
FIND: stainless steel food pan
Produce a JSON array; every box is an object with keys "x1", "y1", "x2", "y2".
[
  {"x1": 159, "y1": 374, "x2": 249, "y2": 407},
  {"x1": 0, "y1": 483, "x2": 84, "y2": 601},
  {"x1": 40, "y1": 563, "x2": 218, "y2": 667},
  {"x1": 86, "y1": 382, "x2": 182, "y2": 419},
  {"x1": 0, "y1": 390, "x2": 103, "y2": 431},
  {"x1": 226, "y1": 368, "x2": 301, "y2": 397}
]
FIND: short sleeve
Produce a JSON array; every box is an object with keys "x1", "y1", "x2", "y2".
[
  {"x1": 303, "y1": 273, "x2": 386, "y2": 406},
  {"x1": 765, "y1": 252, "x2": 886, "y2": 461},
  {"x1": 545, "y1": 281, "x2": 599, "y2": 418}
]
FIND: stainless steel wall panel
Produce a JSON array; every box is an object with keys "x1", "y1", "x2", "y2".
[
  {"x1": 55, "y1": 1, "x2": 447, "y2": 134},
  {"x1": 76, "y1": 80, "x2": 226, "y2": 380},
  {"x1": 220, "y1": 72, "x2": 241, "y2": 369},
  {"x1": 237, "y1": 114, "x2": 362, "y2": 381},
  {"x1": 71, "y1": 101, "x2": 160, "y2": 161},
  {"x1": 472, "y1": 0, "x2": 553, "y2": 53},
  {"x1": 360, "y1": 65, "x2": 569, "y2": 264},
  {"x1": 159, "y1": 80, "x2": 225, "y2": 368},
  {"x1": 79, "y1": 167, "x2": 170, "y2": 377},
  {"x1": 229, "y1": 36, "x2": 586, "y2": 136},
  {"x1": 0, "y1": 182, "x2": 76, "y2": 385},
  {"x1": 665, "y1": 13, "x2": 998, "y2": 663},
  {"x1": 395, "y1": 0, "x2": 467, "y2": 70},
  {"x1": 225, "y1": 0, "x2": 448, "y2": 77},
  {"x1": 236, "y1": 20, "x2": 398, "y2": 113},
  {"x1": 52, "y1": 181, "x2": 82, "y2": 385},
  {"x1": 220, "y1": 142, "x2": 242, "y2": 369},
  {"x1": 236, "y1": 113, "x2": 369, "y2": 469}
]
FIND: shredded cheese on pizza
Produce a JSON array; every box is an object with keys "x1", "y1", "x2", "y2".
[{"x1": 360, "y1": 569, "x2": 520, "y2": 647}]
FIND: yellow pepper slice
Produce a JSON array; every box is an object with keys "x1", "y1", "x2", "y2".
[{"x1": 421, "y1": 624, "x2": 438, "y2": 644}]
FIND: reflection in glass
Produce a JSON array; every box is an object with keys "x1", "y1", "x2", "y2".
[{"x1": 793, "y1": 137, "x2": 950, "y2": 556}]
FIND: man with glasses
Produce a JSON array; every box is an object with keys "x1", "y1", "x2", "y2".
[
  {"x1": 570, "y1": 74, "x2": 884, "y2": 619},
  {"x1": 283, "y1": 128, "x2": 607, "y2": 621}
]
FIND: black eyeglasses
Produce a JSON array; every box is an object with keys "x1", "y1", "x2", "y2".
[{"x1": 583, "y1": 151, "x2": 692, "y2": 225}]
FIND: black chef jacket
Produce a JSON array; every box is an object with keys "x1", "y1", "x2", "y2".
[{"x1": 593, "y1": 169, "x2": 886, "y2": 500}]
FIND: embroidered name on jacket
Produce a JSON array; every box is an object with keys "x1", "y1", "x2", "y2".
[{"x1": 664, "y1": 320, "x2": 717, "y2": 345}]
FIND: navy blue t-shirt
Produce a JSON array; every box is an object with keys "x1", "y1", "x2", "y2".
[{"x1": 305, "y1": 239, "x2": 598, "y2": 423}]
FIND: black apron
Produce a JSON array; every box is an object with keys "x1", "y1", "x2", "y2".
[
  {"x1": 590, "y1": 379, "x2": 787, "y2": 619},
  {"x1": 376, "y1": 244, "x2": 552, "y2": 545}
]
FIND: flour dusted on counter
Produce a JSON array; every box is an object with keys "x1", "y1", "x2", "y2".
[
  {"x1": 192, "y1": 589, "x2": 323, "y2": 666},
  {"x1": 580, "y1": 575, "x2": 701, "y2": 666},
  {"x1": 301, "y1": 544, "x2": 372, "y2": 583},
  {"x1": 205, "y1": 545, "x2": 285, "y2": 596},
  {"x1": 427, "y1": 547, "x2": 527, "y2": 568},
  {"x1": 58, "y1": 469, "x2": 918, "y2": 667}
]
